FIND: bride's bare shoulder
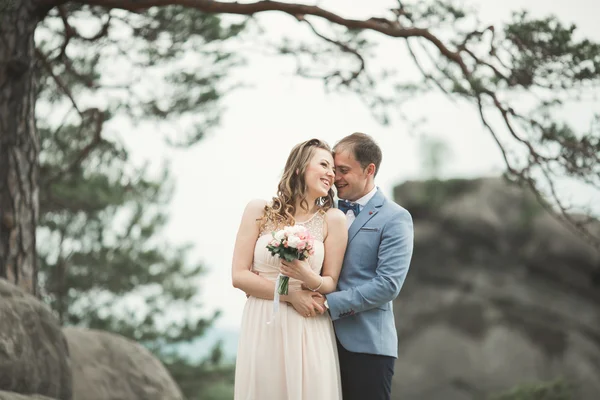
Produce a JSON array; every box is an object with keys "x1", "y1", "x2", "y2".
[
  {"x1": 325, "y1": 207, "x2": 346, "y2": 221},
  {"x1": 244, "y1": 199, "x2": 268, "y2": 217}
]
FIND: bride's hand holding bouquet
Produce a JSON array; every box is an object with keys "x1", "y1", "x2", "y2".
[{"x1": 266, "y1": 225, "x2": 316, "y2": 295}]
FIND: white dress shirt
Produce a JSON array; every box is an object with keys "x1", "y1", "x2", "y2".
[{"x1": 341, "y1": 186, "x2": 378, "y2": 228}]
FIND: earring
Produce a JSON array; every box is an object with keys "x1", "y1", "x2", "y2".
[{"x1": 317, "y1": 197, "x2": 326, "y2": 207}]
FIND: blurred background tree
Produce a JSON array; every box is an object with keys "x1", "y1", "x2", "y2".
[
  {"x1": 3, "y1": 0, "x2": 599, "y2": 298},
  {"x1": 33, "y1": 8, "x2": 243, "y2": 399},
  {"x1": 419, "y1": 135, "x2": 452, "y2": 180},
  {"x1": 1, "y1": 0, "x2": 598, "y2": 398},
  {"x1": 36, "y1": 117, "x2": 235, "y2": 399}
]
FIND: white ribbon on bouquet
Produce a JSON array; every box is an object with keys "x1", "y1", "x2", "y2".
[{"x1": 267, "y1": 273, "x2": 286, "y2": 325}]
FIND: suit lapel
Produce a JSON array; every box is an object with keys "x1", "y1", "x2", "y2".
[{"x1": 347, "y1": 188, "x2": 385, "y2": 244}]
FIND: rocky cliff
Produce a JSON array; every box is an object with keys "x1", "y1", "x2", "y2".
[{"x1": 392, "y1": 177, "x2": 600, "y2": 399}]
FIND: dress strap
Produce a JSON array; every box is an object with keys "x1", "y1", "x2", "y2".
[{"x1": 297, "y1": 211, "x2": 325, "y2": 242}]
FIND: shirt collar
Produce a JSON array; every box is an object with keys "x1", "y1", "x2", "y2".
[{"x1": 354, "y1": 186, "x2": 378, "y2": 208}]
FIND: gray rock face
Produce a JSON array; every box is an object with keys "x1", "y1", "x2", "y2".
[
  {"x1": 63, "y1": 327, "x2": 183, "y2": 400},
  {"x1": 0, "y1": 390, "x2": 57, "y2": 400},
  {"x1": 0, "y1": 280, "x2": 72, "y2": 400},
  {"x1": 392, "y1": 178, "x2": 600, "y2": 399},
  {"x1": 0, "y1": 281, "x2": 184, "y2": 400}
]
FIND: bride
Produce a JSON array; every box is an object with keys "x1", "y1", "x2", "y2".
[{"x1": 231, "y1": 138, "x2": 347, "y2": 400}]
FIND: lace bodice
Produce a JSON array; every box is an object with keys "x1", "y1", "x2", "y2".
[
  {"x1": 254, "y1": 210, "x2": 326, "y2": 286},
  {"x1": 258, "y1": 211, "x2": 326, "y2": 242}
]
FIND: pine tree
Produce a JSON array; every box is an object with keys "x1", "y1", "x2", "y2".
[
  {"x1": 31, "y1": 7, "x2": 245, "y2": 398},
  {"x1": 36, "y1": 113, "x2": 235, "y2": 399},
  {"x1": 3, "y1": 2, "x2": 599, "y2": 291}
]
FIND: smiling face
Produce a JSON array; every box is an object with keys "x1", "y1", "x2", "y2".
[
  {"x1": 334, "y1": 149, "x2": 374, "y2": 201},
  {"x1": 273, "y1": 139, "x2": 336, "y2": 216},
  {"x1": 304, "y1": 148, "x2": 335, "y2": 198}
]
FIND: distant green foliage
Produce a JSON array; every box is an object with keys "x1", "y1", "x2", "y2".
[
  {"x1": 419, "y1": 135, "x2": 452, "y2": 180},
  {"x1": 163, "y1": 353, "x2": 235, "y2": 400},
  {"x1": 34, "y1": 6, "x2": 247, "y2": 398},
  {"x1": 37, "y1": 119, "x2": 214, "y2": 345},
  {"x1": 36, "y1": 5, "x2": 246, "y2": 147},
  {"x1": 491, "y1": 380, "x2": 576, "y2": 400},
  {"x1": 395, "y1": 177, "x2": 479, "y2": 216},
  {"x1": 36, "y1": 117, "x2": 228, "y2": 398}
]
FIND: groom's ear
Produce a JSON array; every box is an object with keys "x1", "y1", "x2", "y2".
[{"x1": 365, "y1": 163, "x2": 376, "y2": 177}]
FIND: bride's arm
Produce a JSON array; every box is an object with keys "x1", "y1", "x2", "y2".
[
  {"x1": 231, "y1": 199, "x2": 279, "y2": 300},
  {"x1": 231, "y1": 199, "x2": 325, "y2": 316},
  {"x1": 280, "y1": 208, "x2": 347, "y2": 295}
]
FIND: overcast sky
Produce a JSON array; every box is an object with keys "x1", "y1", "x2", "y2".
[{"x1": 110, "y1": 0, "x2": 599, "y2": 330}]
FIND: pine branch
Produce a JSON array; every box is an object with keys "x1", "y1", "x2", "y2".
[
  {"x1": 34, "y1": 0, "x2": 600, "y2": 250},
  {"x1": 36, "y1": 47, "x2": 82, "y2": 114},
  {"x1": 44, "y1": 108, "x2": 105, "y2": 185}
]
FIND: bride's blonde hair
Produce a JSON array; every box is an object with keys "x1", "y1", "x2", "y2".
[{"x1": 260, "y1": 138, "x2": 335, "y2": 231}]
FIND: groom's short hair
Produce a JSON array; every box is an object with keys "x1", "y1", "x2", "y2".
[{"x1": 334, "y1": 132, "x2": 382, "y2": 177}]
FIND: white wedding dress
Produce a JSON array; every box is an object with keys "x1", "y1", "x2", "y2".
[{"x1": 234, "y1": 211, "x2": 342, "y2": 400}]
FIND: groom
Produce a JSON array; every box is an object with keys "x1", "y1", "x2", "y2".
[{"x1": 323, "y1": 132, "x2": 414, "y2": 400}]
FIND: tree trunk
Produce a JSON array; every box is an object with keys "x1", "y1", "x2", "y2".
[{"x1": 0, "y1": 0, "x2": 42, "y2": 295}]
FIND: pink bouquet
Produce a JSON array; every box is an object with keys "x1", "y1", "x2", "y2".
[{"x1": 266, "y1": 225, "x2": 315, "y2": 295}]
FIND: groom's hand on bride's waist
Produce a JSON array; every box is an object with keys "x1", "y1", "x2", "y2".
[
  {"x1": 287, "y1": 290, "x2": 325, "y2": 317},
  {"x1": 299, "y1": 284, "x2": 326, "y2": 312},
  {"x1": 312, "y1": 294, "x2": 326, "y2": 309}
]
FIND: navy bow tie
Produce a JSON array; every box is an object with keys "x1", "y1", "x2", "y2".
[{"x1": 338, "y1": 200, "x2": 361, "y2": 216}]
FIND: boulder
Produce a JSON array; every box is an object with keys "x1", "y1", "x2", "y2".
[
  {"x1": 0, "y1": 281, "x2": 71, "y2": 400},
  {"x1": 0, "y1": 390, "x2": 57, "y2": 400},
  {"x1": 63, "y1": 327, "x2": 183, "y2": 400}
]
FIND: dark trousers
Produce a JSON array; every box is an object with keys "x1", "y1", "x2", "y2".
[{"x1": 337, "y1": 339, "x2": 395, "y2": 400}]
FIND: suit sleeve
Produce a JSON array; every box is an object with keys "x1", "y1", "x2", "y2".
[{"x1": 326, "y1": 208, "x2": 414, "y2": 321}]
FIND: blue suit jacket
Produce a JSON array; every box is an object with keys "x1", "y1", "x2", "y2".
[{"x1": 326, "y1": 188, "x2": 414, "y2": 358}]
